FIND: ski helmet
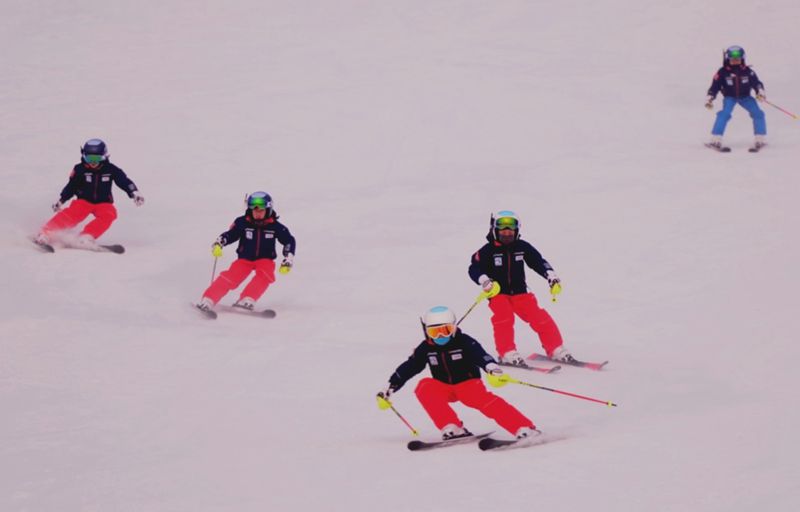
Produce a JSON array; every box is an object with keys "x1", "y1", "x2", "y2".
[
  {"x1": 81, "y1": 138, "x2": 108, "y2": 164},
  {"x1": 422, "y1": 306, "x2": 457, "y2": 346},
  {"x1": 724, "y1": 46, "x2": 745, "y2": 65},
  {"x1": 490, "y1": 210, "x2": 521, "y2": 243},
  {"x1": 246, "y1": 191, "x2": 273, "y2": 216}
]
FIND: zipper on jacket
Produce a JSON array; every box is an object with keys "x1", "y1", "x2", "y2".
[
  {"x1": 440, "y1": 350, "x2": 454, "y2": 383},
  {"x1": 93, "y1": 170, "x2": 99, "y2": 202},
  {"x1": 507, "y1": 251, "x2": 513, "y2": 293},
  {"x1": 255, "y1": 227, "x2": 262, "y2": 258}
]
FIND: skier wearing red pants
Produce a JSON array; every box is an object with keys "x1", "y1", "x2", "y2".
[
  {"x1": 34, "y1": 139, "x2": 144, "y2": 248},
  {"x1": 377, "y1": 306, "x2": 536, "y2": 441},
  {"x1": 196, "y1": 191, "x2": 295, "y2": 313},
  {"x1": 468, "y1": 210, "x2": 575, "y2": 366}
]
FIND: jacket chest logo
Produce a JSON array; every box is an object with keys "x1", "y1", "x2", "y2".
[
  {"x1": 246, "y1": 228, "x2": 274, "y2": 240},
  {"x1": 515, "y1": 252, "x2": 524, "y2": 261},
  {"x1": 427, "y1": 353, "x2": 439, "y2": 366},
  {"x1": 85, "y1": 173, "x2": 93, "y2": 182},
  {"x1": 101, "y1": 174, "x2": 110, "y2": 182},
  {"x1": 493, "y1": 255, "x2": 503, "y2": 266},
  {"x1": 449, "y1": 349, "x2": 463, "y2": 361}
]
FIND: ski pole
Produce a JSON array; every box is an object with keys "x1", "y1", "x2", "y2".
[
  {"x1": 457, "y1": 282, "x2": 500, "y2": 326},
  {"x1": 457, "y1": 294, "x2": 485, "y2": 326},
  {"x1": 550, "y1": 282, "x2": 562, "y2": 303},
  {"x1": 377, "y1": 394, "x2": 419, "y2": 436},
  {"x1": 760, "y1": 98, "x2": 799, "y2": 119},
  {"x1": 506, "y1": 376, "x2": 618, "y2": 407},
  {"x1": 210, "y1": 257, "x2": 218, "y2": 284}
]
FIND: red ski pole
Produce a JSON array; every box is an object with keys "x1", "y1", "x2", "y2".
[
  {"x1": 760, "y1": 98, "x2": 799, "y2": 119},
  {"x1": 377, "y1": 394, "x2": 419, "y2": 436},
  {"x1": 507, "y1": 376, "x2": 618, "y2": 407}
]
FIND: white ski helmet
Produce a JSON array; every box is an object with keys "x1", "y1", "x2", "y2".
[
  {"x1": 423, "y1": 306, "x2": 456, "y2": 327},
  {"x1": 422, "y1": 306, "x2": 457, "y2": 345},
  {"x1": 490, "y1": 210, "x2": 521, "y2": 241}
]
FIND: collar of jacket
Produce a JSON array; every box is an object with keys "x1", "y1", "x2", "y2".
[{"x1": 246, "y1": 215, "x2": 276, "y2": 226}]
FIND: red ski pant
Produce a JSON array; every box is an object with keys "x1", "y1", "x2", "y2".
[
  {"x1": 415, "y1": 378, "x2": 534, "y2": 435},
  {"x1": 489, "y1": 293, "x2": 563, "y2": 358},
  {"x1": 41, "y1": 199, "x2": 118, "y2": 240},
  {"x1": 202, "y1": 258, "x2": 276, "y2": 304}
]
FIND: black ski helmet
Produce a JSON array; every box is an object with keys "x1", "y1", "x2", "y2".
[
  {"x1": 723, "y1": 46, "x2": 745, "y2": 66},
  {"x1": 490, "y1": 210, "x2": 520, "y2": 242},
  {"x1": 246, "y1": 191, "x2": 273, "y2": 216},
  {"x1": 81, "y1": 138, "x2": 108, "y2": 164}
]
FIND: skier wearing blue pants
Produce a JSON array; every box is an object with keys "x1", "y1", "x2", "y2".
[{"x1": 705, "y1": 46, "x2": 767, "y2": 152}]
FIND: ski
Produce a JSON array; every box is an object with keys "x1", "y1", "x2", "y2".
[
  {"x1": 191, "y1": 302, "x2": 218, "y2": 319},
  {"x1": 98, "y1": 244, "x2": 125, "y2": 254},
  {"x1": 704, "y1": 142, "x2": 731, "y2": 153},
  {"x1": 222, "y1": 304, "x2": 277, "y2": 318},
  {"x1": 527, "y1": 353, "x2": 608, "y2": 371},
  {"x1": 31, "y1": 239, "x2": 55, "y2": 253},
  {"x1": 497, "y1": 362, "x2": 561, "y2": 374},
  {"x1": 62, "y1": 243, "x2": 125, "y2": 254},
  {"x1": 407, "y1": 432, "x2": 492, "y2": 451},
  {"x1": 479, "y1": 431, "x2": 552, "y2": 451}
]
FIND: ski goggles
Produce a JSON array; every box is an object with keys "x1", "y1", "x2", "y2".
[
  {"x1": 84, "y1": 154, "x2": 105, "y2": 163},
  {"x1": 494, "y1": 217, "x2": 519, "y2": 230},
  {"x1": 426, "y1": 323, "x2": 456, "y2": 339},
  {"x1": 248, "y1": 196, "x2": 270, "y2": 210},
  {"x1": 727, "y1": 48, "x2": 743, "y2": 59}
]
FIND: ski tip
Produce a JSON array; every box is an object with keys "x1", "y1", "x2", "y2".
[
  {"x1": 478, "y1": 437, "x2": 515, "y2": 451},
  {"x1": 30, "y1": 237, "x2": 55, "y2": 252},
  {"x1": 98, "y1": 244, "x2": 125, "y2": 254},
  {"x1": 407, "y1": 440, "x2": 425, "y2": 451},
  {"x1": 34, "y1": 243, "x2": 55, "y2": 252}
]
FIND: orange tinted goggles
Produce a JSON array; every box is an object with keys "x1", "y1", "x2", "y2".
[{"x1": 426, "y1": 324, "x2": 456, "y2": 339}]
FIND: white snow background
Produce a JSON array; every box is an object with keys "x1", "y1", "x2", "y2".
[{"x1": 2, "y1": 1, "x2": 799, "y2": 511}]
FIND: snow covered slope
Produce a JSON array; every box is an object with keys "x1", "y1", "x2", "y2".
[{"x1": 2, "y1": 1, "x2": 799, "y2": 511}]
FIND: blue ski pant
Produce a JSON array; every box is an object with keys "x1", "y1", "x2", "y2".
[{"x1": 712, "y1": 96, "x2": 766, "y2": 136}]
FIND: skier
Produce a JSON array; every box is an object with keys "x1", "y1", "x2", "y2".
[
  {"x1": 377, "y1": 306, "x2": 536, "y2": 440},
  {"x1": 196, "y1": 191, "x2": 296, "y2": 312},
  {"x1": 34, "y1": 139, "x2": 144, "y2": 248},
  {"x1": 468, "y1": 210, "x2": 573, "y2": 366},
  {"x1": 705, "y1": 45, "x2": 767, "y2": 152}
]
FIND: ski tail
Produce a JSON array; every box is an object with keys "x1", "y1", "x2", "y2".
[{"x1": 527, "y1": 353, "x2": 608, "y2": 371}]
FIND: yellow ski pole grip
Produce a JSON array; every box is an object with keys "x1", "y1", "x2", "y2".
[{"x1": 550, "y1": 282, "x2": 562, "y2": 302}]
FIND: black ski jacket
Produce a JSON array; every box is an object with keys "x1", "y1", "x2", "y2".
[
  {"x1": 388, "y1": 330, "x2": 496, "y2": 392},
  {"x1": 59, "y1": 161, "x2": 139, "y2": 204},
  {"x1": 217, "y1": 213, "x2": 296, "y2": 262},
  {"x1": 707, "y1": 65, "x2": 764, "y2": 99},
  {"x1": 468, "y1": 234, "x2": 554, "y2": 295}
]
